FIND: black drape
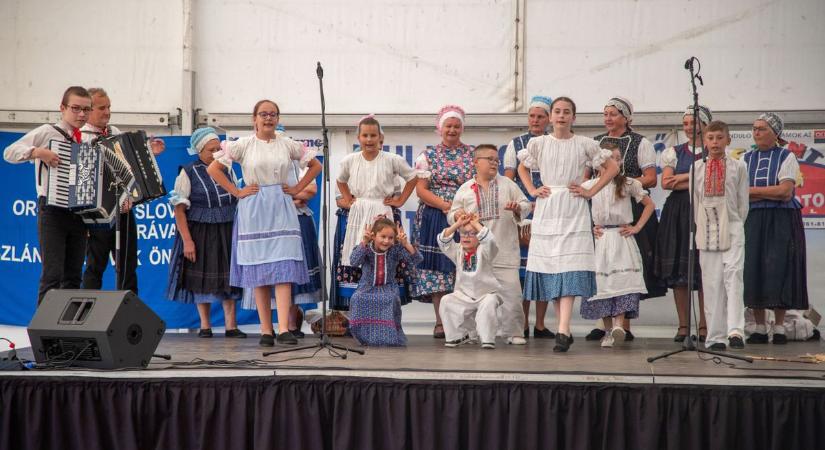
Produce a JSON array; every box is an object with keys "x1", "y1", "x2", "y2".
[{"x1": 1, "y1": 376, "x2": 822, "y2": 450}]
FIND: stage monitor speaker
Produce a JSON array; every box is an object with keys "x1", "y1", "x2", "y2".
[{"x1": 27, "y1": 289, "x2": 166, "y2": 369}]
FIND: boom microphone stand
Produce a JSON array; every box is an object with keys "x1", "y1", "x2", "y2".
[
  {"x1": 648, "y1": 57, "x2": 751, "y2": 364},
  {"x1": 264, "y1": 62, "x2": 364, "y2": 358}
]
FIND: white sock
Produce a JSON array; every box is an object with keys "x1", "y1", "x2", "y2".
[
  {"x1": 772, "y1": 324, "x2": 786, "y2": 335},
  {"x1": 755, "y1": 324, "x2": 767, "y2": 334}
]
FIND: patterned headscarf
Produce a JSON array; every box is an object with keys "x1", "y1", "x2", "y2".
[
  {"x1": 436, "y1": 104, "x2": 466, "y2": 132},
  {"x1": 605, "y1": 97, "x2": 634, "y2": 122},
  {"x1": 528, "y1": 95, "x2": 553, "y2": 114},
  {"x1": 757, "y1": 112, "x2": 784, "y2": 139},
  {"x1": 684, "y1": 105, "x2": 713, "y2": 126},
  {"x1": 188, "y1": 127, "x2": 219, "y2": 156}
]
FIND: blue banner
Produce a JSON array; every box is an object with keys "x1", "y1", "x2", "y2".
[{"x1": 0, "y1": 131, "x2": 321, "y2": 328}]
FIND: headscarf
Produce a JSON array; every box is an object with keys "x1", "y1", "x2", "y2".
[
  {"x1": 684, "y1": 105, "x2": 713, "y2": 125},
  {"x1": 528, "y1": 95, "x2": 553, "y2": 114},
  {"x1": 436, "y1": 104, "x2": 465, "y2": 132},
  {"x1": 188, "y1": 127, "x2": 219, "y2": 156}
]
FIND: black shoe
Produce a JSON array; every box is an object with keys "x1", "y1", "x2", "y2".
[
  {"x1": 746, "y1": 332, "x2": 769, "y2": 344},
  {"x1": 708, "y1": 342, "x2": 726, "y2": 351},
  {"x1": 624, "y1": 329, "x2": 635, "y2": 342},
  {"x1": 728, "y1": 336, "x2": 745, "y2": 349},
  {"x1": 674, "y1": 326, "x2": 688, "y2": 343},
  {"x1": 698, "y1": 327, "x2": 707, "y2": 343},
  {"x1": 198, "y1": 328, "x2": 213, "y2": 338},
  {"x1": 225, "y1": 329, "x2": 247, "y2": 338},
  {"x1": 809, "y1": 329, "x2": 821, "y2": 341},
  {"x1": 772, "y1": 333, "x2": 787, "y2": 345},
  {"x1": 277, "y1": 331, "x2": 298, "y2": 345},
  {"x1": 553, "y1": 333, "x2": 573, "y2": 352},
  {"x1": 585, "y1": 328, "x2": 606, "y2": 341},
  {"x1": 259, "y1": 334, "x2": 275, "y2": 347},
  {"x1": 534, "y1": 327, "x2": 556, "y2": 339},
  {"x1": 289, "y1": 329, "x2": 305, "y2": 339},
  {"x1": 523, "y1": 328, "x2": 530, "y2": 339}
]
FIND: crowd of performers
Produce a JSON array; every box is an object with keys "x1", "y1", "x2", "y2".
[{"x1": 3, "y1": 86, "x2": 812, "y2": 352}]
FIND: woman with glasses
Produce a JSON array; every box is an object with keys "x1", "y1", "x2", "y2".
[
  {"x1": 412, "y1": 105, "x2": 476, "y2": 338},
  {"x1": 208, "y1": 99, "x2": 321, "y2": 347},
  {"x1": 743, "y1": 113, "x2": 808, "y2": 345},
  {"x1": 3, "y1": 86, "x2": 93, "y2": 305}
]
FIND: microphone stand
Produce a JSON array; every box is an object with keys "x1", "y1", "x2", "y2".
[
  {"x1": 649, "y1": 57, "x2": 751, "y2": 364},
  {"x1": 264, "y1": 62, "x2": 364, "y2": 358}
]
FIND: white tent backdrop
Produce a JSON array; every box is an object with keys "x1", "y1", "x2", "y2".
[{"x1": 2, "y1": 0, "x2": 824, "y2": 115}]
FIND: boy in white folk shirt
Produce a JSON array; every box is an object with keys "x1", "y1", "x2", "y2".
[
  {"x1": 438, "y1": 215, "x2": 501, "y2": 349},
  {"x1": 691, "y1": 121, "x2": 750, "y2": 350},
  {"x1": 450, "y1": 144, "x2": 532, "y2": 345}
]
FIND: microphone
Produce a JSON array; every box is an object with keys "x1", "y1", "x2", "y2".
[
  {"x1": 316, "y1": 62, "x2": 323, "y2": 80},
  {"x1": 684, "y1": 57, "x2": 694, "y2": 70}
]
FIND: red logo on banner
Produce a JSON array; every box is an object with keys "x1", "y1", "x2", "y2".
[
  {"x1": 815, "y1": 130, "x2": 825, "y2": 144},
  {"x1": 795, "y1": 161, "x2": 825, "y2": 217}
]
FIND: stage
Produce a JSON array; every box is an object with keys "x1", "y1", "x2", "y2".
[{"x1": 2, "y1": 334, "x2": 824, "y2": 449}]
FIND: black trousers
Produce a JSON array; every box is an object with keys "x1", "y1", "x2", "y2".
[
  {"x1": 36, "y1": 197, "x2": 88, "y2": 305},
  {"x1": 82, "y1": 211, "x2": 139, "y2": 294}
]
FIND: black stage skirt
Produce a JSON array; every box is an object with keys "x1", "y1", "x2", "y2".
[
  {"x1": 166, "y1": 221, "x2": 242, "y2": 303},
  {"x1": 744, "y1": 208, "x2": 808, "y2": 310},
  {"x1": 653, "y1": 190, "x2": 701, "y2": 290},
  {"x1": 632, "y1": 198, "x2": 667, "y2": 298}
]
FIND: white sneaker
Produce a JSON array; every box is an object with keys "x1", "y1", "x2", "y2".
[
  {"x1": 481, "y1": 342, "x2": 495, "y2": 349},
  {"x1": 610, "y1": 327, "x2": 626, "y2": 345},
  {"x1": 600, "y1": 335, "x2": 615, "y2": 348},
  {"x1": 507, "y1": 336, "x2": 527, "y2": 345}
]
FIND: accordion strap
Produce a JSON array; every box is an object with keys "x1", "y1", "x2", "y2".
[{"x1": 50, "y1": 124, "x2": 74, "y2": 143}]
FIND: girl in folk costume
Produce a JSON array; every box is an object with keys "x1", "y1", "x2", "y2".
[
  {"x1": 502, "y1": 95, "x2": 556, "y2": 340},
  {"x1": 590, "y1": 97, "x2": 666, "y2": 342},
  {"x1": 240, "y1": 155, "x2": 322, "y2": 338},
  {"x1": 207, "y1": 100, "x2": 322, "y2": 347},
  {"x1": 743, "y1": 113, "x2": 808, "y2": 345},
  {"x1": 166, "y1": 128, "x2": 245, "y2": 338},
  {"x1": 691, "y1": 121, "x2": 750, "y2": 351},
  {"x1": 450, "y1": 144, "x2": 532, "y2": 345},
  {"x1": 517, "y1": 97, "x2": 619, "y2": 352},
  {"x1": 581, "y1": 143, "x2": 655, "y2": 348},
  {"x1": 655, "y1": 106, "x2": 711, "y2": 342},
  {"x1": 331, "y1": 117, "x2": 418, "y2": 312},
  {"x1": 413, "y1": 105, "x2": 476, "y2": 338},
  {"x1": 348, "y1": 218, "x2": 422, "y2": 346}
]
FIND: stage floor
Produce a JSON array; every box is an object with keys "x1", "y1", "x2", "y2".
[{"x1": 6, "y1": 333, "x2": 825, "y2": 387}]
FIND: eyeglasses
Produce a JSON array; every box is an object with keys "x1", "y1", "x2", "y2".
[
  {"x1": 476, "y1": 156, "x2": 499, "y2": 164},
  {"x1": 65, "y1": 104, "x2": 92, "y2": 114},
  {"x1": 459, "y1": 231, "x2": 478, "y2": 237},
  {"x1": 257, "y1": 112, "x2": 279, "y2": 119},
  {"x1": 752, "y1": 126, "x2": 770, "y2": 133}
]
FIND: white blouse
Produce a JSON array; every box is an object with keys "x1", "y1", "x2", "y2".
[
  {"x1": 582, "y1": 178, "x2": 647, "y2": 226},
  {"x1": 214, "y1": 134, "x2": 312, "y2": 186},
  {"x1": 338, "y1": 151, "x2": 417, "y2": 199},
  {"x1": 518, "y1": 134, "x2": 610, "y2": 187},
  {"x1": 170, "y1": 162, "x2": 238, "y2": 208},
  {"x1": 660, "y1": 145, "x2": 703, "y2": 169}
]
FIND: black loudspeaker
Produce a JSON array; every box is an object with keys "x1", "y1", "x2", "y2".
[{"x1": 27, "y1": 290, "x2": 166, "y2": 369}]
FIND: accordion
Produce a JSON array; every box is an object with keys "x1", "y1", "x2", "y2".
[
  {"x1": 98, "y1": 131, "x2": 166, "y2": 204},
  {"x1": 46, "y1": 140, "x2": 105, "y2": 212}
]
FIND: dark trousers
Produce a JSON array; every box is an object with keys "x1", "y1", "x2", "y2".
[
  {"x1": 82, "y1": 211, "x2": 139, "y2": 294},
  {"x1": 37, "y1": 197, "x2": 88, "y2": 305}
]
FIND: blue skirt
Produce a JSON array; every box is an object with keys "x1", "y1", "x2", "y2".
[
  {"x1": 415, "y1": 204, "x2": 457, "y2": 273},
  {"x1": 523, "y1": 270, "x2": 596, "y2": 301}
]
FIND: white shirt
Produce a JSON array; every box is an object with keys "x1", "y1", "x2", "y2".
[
  {"x1": 171, "y1": 161, "x2": 239, "y2": 208},
  {"x1": 438, "y1": 226, "x2": 500, "y2": 299},
  {"x1": 691, "y1": 156, "x2": 750, "y2": 225},
  {"x1": 3, "y1": 121, "x2": 79, "y2": 197},
  {"x1": 81, "y1": 123, "x2": 122, "y2": 142},
  {"x1": 337, "y1": 151, "x2": 417, "y2": 199},
  {"x1": 449, "y1": 175, "x2": 531, "y2": 268},
  {"x1": 660, "y1": 145, "x2": 703, "y2": 169},
  {"x1": 215, "y1": 134, "x2": 311, "y2": 185},
  {"x1": 582, "y1": 178, "x2": 647, "y2": 226}
]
